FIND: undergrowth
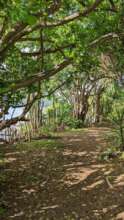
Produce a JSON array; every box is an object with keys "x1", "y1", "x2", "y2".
[{"x1": 16, "y1": 139, "x2": 64, "y2": 151}]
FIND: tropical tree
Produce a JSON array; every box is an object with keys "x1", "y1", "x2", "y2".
[{"x1": 0, "y1": 0, "x2": 123, "y2": 131}]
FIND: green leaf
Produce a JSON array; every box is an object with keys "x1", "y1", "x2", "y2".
[{"x1": 24, "y1": 15, "x2": 37, "y2": 25}]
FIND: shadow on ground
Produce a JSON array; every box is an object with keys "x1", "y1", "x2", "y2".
[{"x1": 1, "y1": 127, "x2": 124, "y2": 220}]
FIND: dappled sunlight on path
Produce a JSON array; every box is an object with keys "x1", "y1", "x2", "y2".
[{"x1": 1, "y1": 127, "x2": 124, "y2": 220}]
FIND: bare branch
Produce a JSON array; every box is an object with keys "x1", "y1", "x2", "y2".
[
  {"x1": 0, "y1": 92, "x2": 39, "y2": 130},
  {"x1": 89, "y1": 32, "x2": 122, "y2": 47},
  {"x1": 20, "y1": 43, "x2": 75, "y2": 56},
  {"x1": 31, "y1": 0, "x2": 104, "y2": 29}
]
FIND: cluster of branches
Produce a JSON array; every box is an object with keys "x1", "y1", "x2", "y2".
[{"x1": 0, "y1": 0, "x2": 120, "y2": 130}]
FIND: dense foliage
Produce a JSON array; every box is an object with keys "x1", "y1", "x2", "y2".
[{"x1": 0, "y1": 0, "x2": 124, "y2": 147}]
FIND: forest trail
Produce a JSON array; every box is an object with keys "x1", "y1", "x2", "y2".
[{"x1": 1, "y1": 127, "x2": 124, "y2": 220}]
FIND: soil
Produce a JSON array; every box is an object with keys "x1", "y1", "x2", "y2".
[{"x1": 1, "y1": 127, "x2": 124, "y2": 220}]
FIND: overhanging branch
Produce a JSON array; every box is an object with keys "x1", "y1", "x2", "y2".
[
  {"x1": 89, "y1": 32, "x2": 123, "y2": 47},
  {"x1": 28, "y1": 0, "x2": 104, "y2": 30},
  {"x1": 0, "y1": 59, "x2": 72, "y2": 94}
]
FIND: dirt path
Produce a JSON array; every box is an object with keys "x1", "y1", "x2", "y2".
[{"x1": 1, "y1": 127, "x2": 124, "y2": 220}]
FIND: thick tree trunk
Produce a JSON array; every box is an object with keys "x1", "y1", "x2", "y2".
[
  {"x1": 95, "y1": 93, "x2": 101, "y2": 123},
  {"x1": 94, "y1": 87, "x2": 104, "y2": 124},
  {"x1": 78, "y1": 98, "x2": 89, "y2": 122},
  {"x1": 73, "y1": 93, "x2": 89, "y2": 123}
]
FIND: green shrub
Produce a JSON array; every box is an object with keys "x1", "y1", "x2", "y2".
[
  {"x1": 108, "y1": 101, "x2": 124, "y2": 151},
  {"x1": 63, "y1": 117, "x2": 83, "y2": 129},
  {"x1": 99, "y1": 146, "x2": 120, "y2": 161}
]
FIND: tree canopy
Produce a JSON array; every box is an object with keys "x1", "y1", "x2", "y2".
[{"x1": 0, "y1": 0, "x2": 124, "y2": 130}]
